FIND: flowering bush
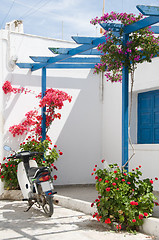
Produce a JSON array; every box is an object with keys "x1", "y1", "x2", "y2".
[
  {"x1": 0, "y1": 137, "x2": 61, "y2": 189},
  {"x1": 90, "y1": 12, "x2": 159, "y2": 82},
  {"x1": 91, "y1": 161, "x2": 157, "y2": 231},
  {"x1": 1, "y1": 81, "x2": 71, "y2": 189},
  {"x1": 0, "y1": 158, "x2": 21, "y2": 190}
]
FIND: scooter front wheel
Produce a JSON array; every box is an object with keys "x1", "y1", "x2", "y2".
[{"x1": 42, "y1": 195, "x2": 54, "y2": 217}]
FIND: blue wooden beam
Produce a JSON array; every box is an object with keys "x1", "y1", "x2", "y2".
[
  {"x1": 16, "y1": 63, "x2": 97, "y2": 69},
  {"x1": 124, "y1": 16, "x2": 159, "y2": 34},
  {"x1": 150, "y1": 26, "x2": 159, "y2": 34},
  {"x1": 41, "y1": 67, "x2": 46, "y2": 141},
  {"x1": 30, "y1": 56, "x2": 101, "y2": 63},
  {"x1": 100, "y1": 23, "x2": 123, "y2": 32},
  {"x1": 122, "y1": 34, "x2": 129, "y2": 171},
  {"x1": 50, "y1": 48, "x2": 103, "y2": 55},
  {"x1": 72, "y1": 36, "x2": 102, "y2": 44},
  {"x1": 137, "y1": 5, "x2": 159, "y2": 16},
  {"x1": 31, "y1": 34, "x2": 123, "y2": 72}
]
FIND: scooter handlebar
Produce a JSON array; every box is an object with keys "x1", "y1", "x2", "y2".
[{"x1": 7, "y1": 151, "x2": 44, "y2": 159}]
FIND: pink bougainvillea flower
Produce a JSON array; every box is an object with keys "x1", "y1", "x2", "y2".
[
  {"x1": 150, "y1": 180, "x2": 153, "y2": 184},
  {"x1": 105, "y1": 180, "x2": 109, "y2": 183},
  {"x1": 132, "y1": 219, "x2": 136, "y2": 223},
  {"x1": 99, "y1": 178, "x2": 102, "y2": 182},
  {"x1": 112, "y1": 182, "x2": 116, "y2": 186},
  {"x1": 106, "y1": 187, "x2": 110, "y2": 192}
]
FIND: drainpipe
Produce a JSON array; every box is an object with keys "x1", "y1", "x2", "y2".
[{"x1": 0, "y1": 30, "x2": 4, "y2": 194}]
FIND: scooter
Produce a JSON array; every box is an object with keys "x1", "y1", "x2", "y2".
[{"x1": 3, "y1": 145, "x2": 56, "y2": 217}]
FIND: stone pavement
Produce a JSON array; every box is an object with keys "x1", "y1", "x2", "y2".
[{"x1": 0, "y1": 200, "x2": 155, "y2": 240}]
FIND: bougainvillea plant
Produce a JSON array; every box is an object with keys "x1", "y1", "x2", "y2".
[
  {"x1": 90, "y1": 12, "x2": 159, "y2": 83},
  {"x1": 2, "y1": 80, "x2": 32, "y2": 94},
  {"x1": 91, "y1": 161, "x2": 158, "y2": 232},
  {"x1": 8, "y1": 87, "x2": 72, "y2": 137},
  {"x1": 1, "y1": 81, "x2": 72, "y2": 189}
]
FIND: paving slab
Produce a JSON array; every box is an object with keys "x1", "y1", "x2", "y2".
[{"x1": 0, "y1": 200, "x2": 156, "y2": 240}]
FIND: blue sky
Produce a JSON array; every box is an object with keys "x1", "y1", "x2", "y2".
[{"x1": 0, "y1": 0, "x2": 159, "y2": 41}]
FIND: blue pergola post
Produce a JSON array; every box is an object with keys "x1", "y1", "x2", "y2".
[
  {"x1": 122, "y1": 33, "x2": 129, "y2": 171},
  {"x1": 41, "y1": 67, "x2": 46, "y2": 141}
]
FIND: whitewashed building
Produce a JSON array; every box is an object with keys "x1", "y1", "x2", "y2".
[{"x1": 0, "y1": 20, "x2": 159, "y2": 193}]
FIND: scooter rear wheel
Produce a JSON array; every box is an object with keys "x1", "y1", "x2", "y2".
[
  {"x1": 37, "y1": 184, "x2": 54, "y2": 217},
  {"x1": 42, "y1": 195, "x2": 54, "y2": 217}
]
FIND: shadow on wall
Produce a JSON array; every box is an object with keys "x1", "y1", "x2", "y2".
[{"x1": 3, "y1": 69, "x2": 102, "y2": 185}]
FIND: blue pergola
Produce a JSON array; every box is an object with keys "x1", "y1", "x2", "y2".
[{"x1": 16, "y1": 5, "x2": 159, "y2": 170}]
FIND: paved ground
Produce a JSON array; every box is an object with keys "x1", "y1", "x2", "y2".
[{"x1": 0, "y1": 200, "x2": 157, "y2": 240}]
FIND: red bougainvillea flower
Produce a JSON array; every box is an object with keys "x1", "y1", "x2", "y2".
[
  {"x1": 132, "y1": 219, "x2": 136, "y2": 223},
  {"x1": 91, "y1": 203, "x2": 94, "y2": 207},
  {"x1": 95, "y1": 176, "x2": 98, "y2": 180},
  {"x1": 99, "y1": 178, "x2": 102, "y2": 182},
  {"x1": 155, "y1": 177, "x2": 158, "y2": 180},
  {"x1": 54, "y1": 145, "x2": 57, "y2": 148},
  {"x1": 101, "y1": 159, "x2": 105, "y2": 163},
  {"x1": 130, "y1": 201, "x2": 138, "y2": 206},
  {"x1": 1, "y1": 175, "x2": 4, "y2": 179},
  {"x1": 122, "y1": 179, "x2": 125, "y2": 182},
  {"x1": 116, "y1": 188, "x2": 119, "y2": 190},
  {"x1": 93, "y1": 168, "x2": 96, "y2": 171},
  {"x1": 150, "y1": 180, "x2": 153, "y2": 184},
  {"x1": 106, "y1": 187, "x2": 110, "y2": 192},
  {"x1": 105, "y1": 218, "x2": 111, "y2": 224},
  {"x1": 54, "y1": 175, "x2": 57, "y2": 180},
  {"x1": 127, "y1": 182, "x2": 131, "y2": 184},
  {"x1": 144, "y1": 212, "x2": 148, "y2": 217},
  {"x1": 139, "y1": 214, "x2": 144, "y2": 220},
  {"x1": 115, "y1": 177, "x2": 118, "y2": 180},
  {"x1": 116, "y1": 224, "x2": 121, "y2": 230},
  {"x1": 59, "y1": 151, "x2": 63, "y2": 155},
  {"x1": 114, "y1": 170, "x2": 117, "y2": 173},
  {"x1": 105, "y1": 180, "x2": 109, "y2": 183},
  {"x1": 136, "y1": 167, "x2": 139, "y2": 170},
  {"x1": 112, "y1": 182, "x2": 116, "y2": 186},
  {"x1": 139, "y1": 165, "x2": 141, "y2": 168}
]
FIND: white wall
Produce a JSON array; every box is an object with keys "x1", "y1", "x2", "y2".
[
  {"x1": 0, "y1": 30, "x2": 102, "y2": 189},
  {"x1": 102, "y1": 58, "x2": 159, "y2": 191}
]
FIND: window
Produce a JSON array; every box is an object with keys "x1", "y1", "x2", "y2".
[{"x1": 138, "y1": 90, "x2": 159, "y2": 144}]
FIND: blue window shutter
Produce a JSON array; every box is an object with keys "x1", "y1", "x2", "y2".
[{"x1": 138, "y1": 90, "x2": 159, "y2": 144}]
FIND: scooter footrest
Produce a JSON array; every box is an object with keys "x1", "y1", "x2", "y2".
[{"x1": 22, "y1": 199, "x2": 28, "y2": 201}]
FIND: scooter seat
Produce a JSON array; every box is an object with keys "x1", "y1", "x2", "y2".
[{"x1": 28, "y1": 167, "x2": 48, "y2": 178}]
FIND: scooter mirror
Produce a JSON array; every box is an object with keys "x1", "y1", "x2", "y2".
[{"x1": 3, "y1": 145, "x2": 12, "y2": 152}]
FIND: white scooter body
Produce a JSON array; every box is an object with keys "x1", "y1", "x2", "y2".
[{"x1": 17, "y1": 160, "x2": 38, "y2": 199}]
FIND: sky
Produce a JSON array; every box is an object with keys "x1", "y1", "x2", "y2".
[{"x1": 0, "y1": 0, "x2": 159, "y2": 41}]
